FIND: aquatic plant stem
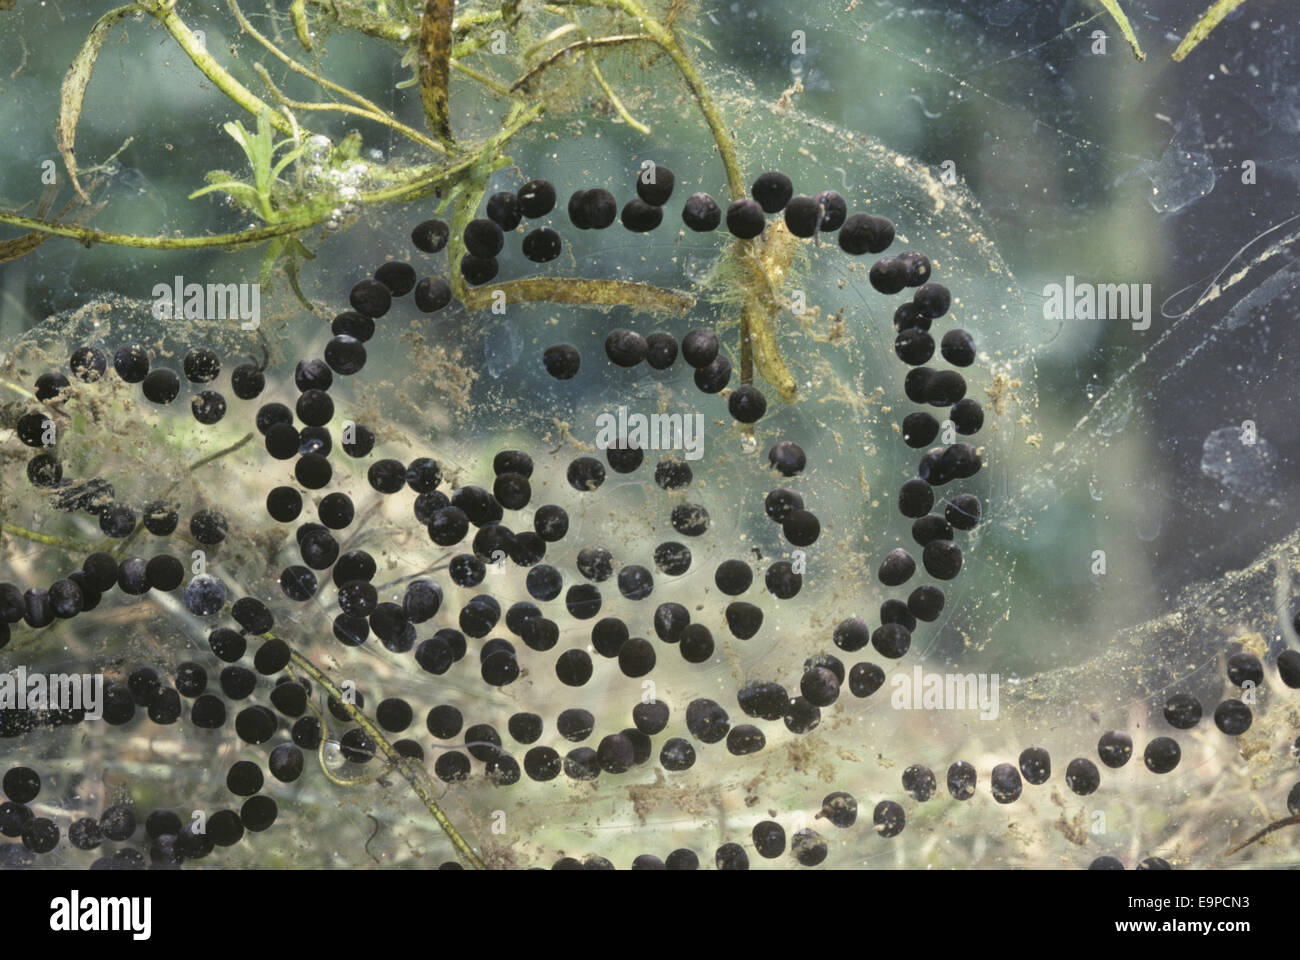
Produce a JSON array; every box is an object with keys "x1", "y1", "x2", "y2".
[
  {"x1": 603, "y1": 0, "x2": 745, "y2": 200},
  {"x1": 0, "y1": 105, "x2": 543, "y2": 252},
  {"x1": 253, "y1": 63, "x2": 445, "y2": 154},
  {"x1": 1173, "y1": 0, "x2": 1249, "y2": 62},
  {"x1": 510, "y1": 33, "x2": 652, "y2": 93},
  {"x1": 0, "y1": 210, "x2": 316, "y2": 251},
  {"x1": 290, "y1": 0, "x2": 313, "y2": 50},
  {"x1": 588, "y1": 61, "x2": 651, "y2": 134},
  {"x1": 1225, "y1": 813, "x2": 1300, "y2": 856},
  {"x1": 571, "y1": 0, "x2": 758, "y2": 385},
  {"x1": 447, "y1": 177, "x2": 490, "y2": 306},
  {"x1": 461, "y1": 277, "x2": 693, "y2": 312},
  {"x1": 285, "y1": 646, "x2": 486, "y2": 868},
  {"x1": 419, "y1": 0, "x2": 456, "y2": 146},
  {"x1": 186, "y1": 431, "x2": 254, "y2": 473},
  {"x1": 1093, "y1": 0, "x2": 1145, "y2": 61},
  {"x1": 297, "y1": 693, "x2": 390, "y2": 788},
  {"x1": 144, "y1": 0, "x2": 297, "y2": 137},
  {"x1": 226, "y1": 0, "x2": 447, "y2": 153},
  {"x1": 452, "y1": 60, "x2": 514, "y2": 99},
  {"x1": 1, "y1": 378, "x2": 39, "y2": 402},
  {"x1": 734, "y1": 225, "x2": 799, "y2": 400},
  {"x1": 302, "y1": 0, "x2": 418, "y2": 43},
  {"x1": 0, "y1": 523, "x2": 95, "y2": 553}
]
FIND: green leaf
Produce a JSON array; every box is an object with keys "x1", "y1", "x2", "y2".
[
  {"x1": 271, "y1": 142, "x2": 310, "y2": 182},
  {"x1": 252, "y1": 107, "x2": 275, "y2": 193},
  {"x1": 188, "y1": 180, "x2": 262, "y2": 211},
  {"x1": 397, "y1": 45, "x2": 419, "y2": 88},
  {"x1": 223, "y1": 120, "x2": 252, "y2": 158}
]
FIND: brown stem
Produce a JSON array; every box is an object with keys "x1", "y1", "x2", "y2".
[
  {"x1": 1224, "y1": 813, "x2": 1300, "y2": 856},
  {"x1": 510, "y1": 34, "x2": 652, "y2": 93},
  {"x1": 420, "y1": 0, "x2": 455, "y2": 146}
]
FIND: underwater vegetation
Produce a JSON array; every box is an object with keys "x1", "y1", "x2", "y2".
[{"x1": 0, "y1": 0, "x2": 1298, "y2": 874}]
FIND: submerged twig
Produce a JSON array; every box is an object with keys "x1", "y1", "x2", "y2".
[
  {"x1": 510, "y1": 33, "x2": 651, "y2": 93},
  {"x1": 187, "y1": 432, "x2": 254, "y2": 473},
  {"x1": 1224, "y1": 813, "x2": 1300, "y2": 856}
]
